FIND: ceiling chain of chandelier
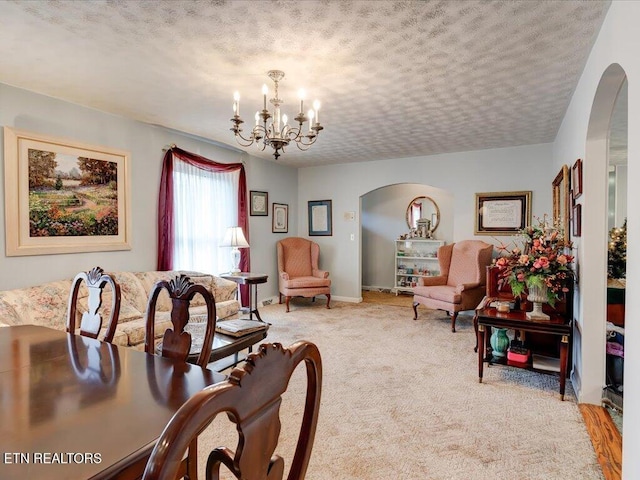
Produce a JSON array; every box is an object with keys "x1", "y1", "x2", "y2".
[{"x1": 230, "y1": 70, "x2": 323, "y2": 160}]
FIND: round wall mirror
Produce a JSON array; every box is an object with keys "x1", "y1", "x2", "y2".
[{"x1": 406, "y1": 196, "x2": 440, "y2": 233}]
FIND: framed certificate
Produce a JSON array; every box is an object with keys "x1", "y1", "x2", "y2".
[
  {"x1": 475, "y1": 191, "x2": 532, "y2": 235},
  {"x1": 308, "y1": 200, "x2": 332, "y2": 236}
]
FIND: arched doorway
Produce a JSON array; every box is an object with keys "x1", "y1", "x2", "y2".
[
  {"x1": 580, "y1": 64, "x2": 627, "y2": 408},
  {"x1": 360, "y1": 183, "x2": 453, "y2": 293}
]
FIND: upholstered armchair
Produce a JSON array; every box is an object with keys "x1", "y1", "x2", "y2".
[
  {"x1": 277, "y1": 237, "x2": 331, "y2": 312},
  {"x1": 412, "y1": 240, "x2": 493, "y2": 332}
]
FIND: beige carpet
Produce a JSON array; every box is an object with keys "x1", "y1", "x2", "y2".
[{"x1": 197, "y1": 300, "x2": 602, "y2": 480}]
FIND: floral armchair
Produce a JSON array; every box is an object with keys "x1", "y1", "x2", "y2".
[
  {"x1": 277, "y1": 237, "x2": 331, "y2": 312},
  {"x1": 412, "y1": 240, "x2": 493, "y2": 332}
]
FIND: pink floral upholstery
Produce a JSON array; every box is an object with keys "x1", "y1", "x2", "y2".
[
  {"x1": 277, "y1": 237, "x2": 331, "y2": 312},
  {"x1": 0, "y1": 270, "x2": 240, "y2": 347},
  {"x1": 412, "y1": 240, "x2": 493, "y2": 332}
]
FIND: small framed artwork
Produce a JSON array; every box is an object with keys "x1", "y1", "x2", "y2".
[
  {"x1": 308, "y1": 200, "x2": 332, "y2": 236},
  {"x1": 474, "y1": 191, "x2": 532, "y2": 235},
  {"x1": 572, "y1": 158, "x2": 583, "y2": 200},
  {"x1": 249, "y1": 190, "x2": 268, "y2": 216},
  {"x1": 573, "y1": 204, "x2": 582, "y2": 237},
  {"x1": 3, "y1": 127, "x2": 131, "y2": 256},
  {"x1": 272, "y1": 203, "x2": 288, "y2": 233}
]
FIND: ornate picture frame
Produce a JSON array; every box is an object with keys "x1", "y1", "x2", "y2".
[
  {"x1": 272, "y1": 203, "x2": 288, "y2": 233},
  {"x1": 573, "y1": 204, "x2": 582, "y2": 237},
  {"x1": 474, "y1": 191, "x2": 532, "y2": 235},
  {"x1": 308, "y1": 199, "x2": 332, "y2": 236},
  {"x1": 553, "y1": 165, "x2": 571, "y2": 239},
  {"x1": 3, "y1": 127, "x2": 131, "y2": 256},
  {"x1": 249, "y1": 190, "x2": 268, "y2": 216},
  {"x1": 572, "y1": 158, "x2": 583, "y2": 200}
]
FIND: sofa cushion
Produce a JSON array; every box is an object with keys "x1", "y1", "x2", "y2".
[
  {"x1": 281, "y1": 276, "x2": 331, "y2": 289},
  {"x1": 211, "y1": 276, "x2": 239, "y2": 303},
  {"x1": 118, "y1": 314, "x2": 174, "y2": 347},
  {"x1": 0, "y1": 280, "x2": 72, "y2": 331},
  {"x1": 413, "y1": 285, "x2": 462, "y2": 304},
  {"x1": 134, "y1": 271, "x2": 214, "y2": 312},
  {"x1": 0, "y1": 296, "x2": 21, "y2": 326}
]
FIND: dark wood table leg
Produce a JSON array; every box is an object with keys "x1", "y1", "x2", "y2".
[
  {"x1": 559, "y1": 334, "x2": 569, "y2": 401},
  {"x1": 248, "y1": 283, "x2": 264, "y2": 322},
  {"x1": 478, "y1": 324, "x2": 485, "y2": 383}
]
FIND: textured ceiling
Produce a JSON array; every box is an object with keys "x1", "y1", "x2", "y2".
[{"x1": 0, "y1": 0, "x2": 611, "y2": 168}]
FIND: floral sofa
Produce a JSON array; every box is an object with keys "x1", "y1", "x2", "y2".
[{"x1": 0, "y1": 270, "x2": 240, "y2": 349}]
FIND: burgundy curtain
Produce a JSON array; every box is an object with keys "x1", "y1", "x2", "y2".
[{"x1": 157, "y1": 146, "x2": 249, "y2": 305}]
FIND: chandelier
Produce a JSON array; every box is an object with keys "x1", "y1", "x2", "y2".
[{"x1": 230, "y1": 70, "x2": 323, "y2": 160}]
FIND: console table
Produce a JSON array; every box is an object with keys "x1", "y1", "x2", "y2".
[
  {"x1": 476, "y1": 306, "x2": 572, "y2": 400},
  {"x1": 221, "y1": 272, "x2": 268, "y2": 321}
]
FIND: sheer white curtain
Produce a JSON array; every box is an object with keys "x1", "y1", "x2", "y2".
[{"x1": 172, "y1": 160, "x2": 239, "y2": 275}]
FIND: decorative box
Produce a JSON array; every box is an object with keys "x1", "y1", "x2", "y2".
[{"x1": 507, "y1": 348, "x2": 530, "y2": 364}]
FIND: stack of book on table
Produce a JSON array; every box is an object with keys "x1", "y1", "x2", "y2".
[{"x1": 215, "y1": 319, "x2": 269, "y2": 337}]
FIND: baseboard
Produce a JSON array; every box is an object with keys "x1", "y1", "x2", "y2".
[
  {"x1": 362, "y1": 285, "x2": 393, "y2": 293},
  {"x1": 260, "y1": 296, "x2": 279, "y2": 307},
  {"x1": 261, "y1": 295, "x2": 362, "y2": 306},
  {"x1": 571, "y1": 368, "x2": 582, "y2": 401},
  {"x1": 331, "y1": 295, "x2": 362, "y2": 303}
]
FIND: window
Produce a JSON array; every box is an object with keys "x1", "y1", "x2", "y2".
[
  {"x1": 157, "y1": 146, "x2": 248, "y2": 278},
  {"x1": 172, "y1": 160, "x2": 239, "y2": 274}
]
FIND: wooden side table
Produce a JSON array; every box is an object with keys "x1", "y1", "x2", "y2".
[
  {"x1": 476, "y1": 306, "x2": 572, "y2": 400},
  {"x1": 220, "y1": 272, "x2": 268, "y2": 321}
]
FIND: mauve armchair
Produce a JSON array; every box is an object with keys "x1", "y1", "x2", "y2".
[
  {"x1": 277, "y1": 237, "x2": 331, "y2": 312},
  {"x1": 412, "y1": 240, "x2": 493, "y2": 332}
]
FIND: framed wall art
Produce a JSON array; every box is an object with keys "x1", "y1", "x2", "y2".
[
  {"x1": 572, "y1": 158, "x2": 583, "y2": 200},
  {"x1": 3, "y1": 127, "x2": 131, "y2": 256},
  {"x1": 249, "y1": 190, "x2": 268, "y2": 216},
  {"x1": 573, "y1": 204, "x2": 582, "y2": 237},
  {"x1": 474, "y1": 191, "x2": 532, "y2": 235},
  {"x1": 308, "y1": 200, "x2": 332, "y2": 236},
  {"x1": 272, "y1": 203, "x2": 288, "y2": 233},
  {"x1": 553, "y1": 165, "x2": 571, "y2": 239}
]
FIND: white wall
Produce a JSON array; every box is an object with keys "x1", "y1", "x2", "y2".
[
  {"x1": 361, "y1": 183, "x2": 453, "y2": 289},
  {"x1": 297, "y1": 143, "x2": 554, "y2": 300},
  {"x1": 551, "y1": 1, "x2": 639, "y2": 476},
  {"x1": 0, "y1": 83, "x2": 298, "y2": 299}
]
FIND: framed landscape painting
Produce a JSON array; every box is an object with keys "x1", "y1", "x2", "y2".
[{"x1": 3, "y1": 127, "x2": 131, "y2": 256}]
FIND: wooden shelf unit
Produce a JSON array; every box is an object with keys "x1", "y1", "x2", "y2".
[{"x1": 394, "y1": 239, "x2": 444, "y2": 294}]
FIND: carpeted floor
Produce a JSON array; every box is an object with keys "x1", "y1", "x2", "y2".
[{"x1": 197, "y1": 300, "x2": 603, "y2": 480}]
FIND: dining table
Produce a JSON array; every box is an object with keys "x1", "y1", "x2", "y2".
[{"x1": 0, "y1": 324, "x2": 226, "y2": 480}]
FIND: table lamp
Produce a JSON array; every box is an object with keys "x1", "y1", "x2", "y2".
[{"x1": 220, "y1": 226, "x2": 249, "y2": 273}]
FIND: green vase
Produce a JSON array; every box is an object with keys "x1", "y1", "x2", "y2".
[{"x1": 490, "y1": 328, "x2": 510, "y2": 358}]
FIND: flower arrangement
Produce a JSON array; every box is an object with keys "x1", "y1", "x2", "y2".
[{"x1": 494, "y1": 216, "x2": 574, "y2": 306}]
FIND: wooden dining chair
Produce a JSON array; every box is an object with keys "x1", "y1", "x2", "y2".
[
  {"x1": 144, "y1": 273, "x2": 218, "y2": 480},
  {"x1": 144, "y1": 273, "x2": 217, "y2": 368},
  {"x1": 141, "y1": 341, "x2": 323, "y2": 480},
  {"x1": 67, "y1": 266, "x2": 121, "y2": 343}
]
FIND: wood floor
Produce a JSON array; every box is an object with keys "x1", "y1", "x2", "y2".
[
  {"x1": 580, "y1": 404, "x2": 622, "y2": 480},
  {"x1": 363, "y1": 290, "x2": 623, "y2": 479}
]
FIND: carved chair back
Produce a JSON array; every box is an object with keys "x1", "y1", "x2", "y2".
[
  {"x1": 67, "y1": 266, "x2": 121, "y2": 343},
  {"x1": 144, "y1": 274, "x2": 217, "y2": 369},
  {"x1": 141, "y1": 341, "x2": 323, "y2": 480}
]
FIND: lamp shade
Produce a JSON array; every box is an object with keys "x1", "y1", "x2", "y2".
[{"x1": 220, "y1": 226, "x2": 249, "y2": 248}]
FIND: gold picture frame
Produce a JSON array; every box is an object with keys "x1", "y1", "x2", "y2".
[
  {"x1": 552, "y1": 165, "x2": 571, "y2": 240},
  {"x1": 4, "y1": 127, "x2": 131, "y2": 256},
  {"x1": 475, "y1": 191, "x2": 532, "y2": 235}
]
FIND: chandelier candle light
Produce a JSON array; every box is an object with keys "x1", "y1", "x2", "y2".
[
  {"x1": 220, "y1": 226, "x2": 249, "y2": 273},
  {"x1": 230, "y1": 70, "x2": 323, "y2": 160}
]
